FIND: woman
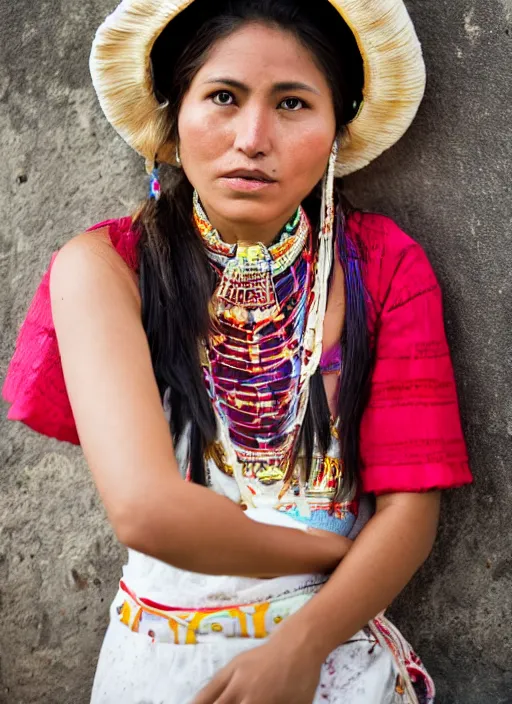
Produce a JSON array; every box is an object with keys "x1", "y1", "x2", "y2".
[{"x1": 2, "y1": 0, "x2": 473, "y2": 702}]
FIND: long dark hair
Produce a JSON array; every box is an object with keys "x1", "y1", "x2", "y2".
[{"x1": 133, "y1": 0, "x2": 370, "y2": 496}]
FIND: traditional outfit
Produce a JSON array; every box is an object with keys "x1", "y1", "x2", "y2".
[
  {"x1": 2, "y1": 0, "x2": 473, "y2": 702},
  {"x1": 2, "y1": 209, "x2": 472, "y2": 703}
]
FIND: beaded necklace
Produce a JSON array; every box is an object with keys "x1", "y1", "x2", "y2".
[{"x1": 194, "y1": 192, "x2": 313, "y2": 491}]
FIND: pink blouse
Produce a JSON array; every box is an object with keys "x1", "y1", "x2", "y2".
[{"x1": 2, "y1": 212, "x2": 473, "y2": 495}]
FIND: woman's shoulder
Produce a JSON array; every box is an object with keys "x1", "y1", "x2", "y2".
[
  {"x1": 58, "y1": 215, "x2": 139, "y2": 280},
  {"x1": 82, "y1": 215, "x2": 140, "y2": 271},
  {"x1": 51, "y1": 219, "x2": 141, "y2": 309}
]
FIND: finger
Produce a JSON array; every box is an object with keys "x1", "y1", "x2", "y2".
[{"x1": 191, "y1": 667, "x2": 233, "y2": 704}]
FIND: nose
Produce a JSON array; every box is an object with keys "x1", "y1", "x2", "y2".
[{"x1": 232, "y1": 102, "x2": 272, "y2": 159}]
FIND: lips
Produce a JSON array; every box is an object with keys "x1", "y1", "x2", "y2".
[{"x1": 222, "y1": 169, "x2": 276, "y2": 183}]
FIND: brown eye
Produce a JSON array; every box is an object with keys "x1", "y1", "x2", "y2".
[
  {"x1": 280, "y1": 97, "x2": 304, "y2": 111},
  {"x1": 212, "y1": 91, "x2": 234, "y2": 106}
]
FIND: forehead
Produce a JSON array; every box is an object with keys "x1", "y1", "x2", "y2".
[{"x1": 192, "y1": 22, "x2": 329, "y2": 89}]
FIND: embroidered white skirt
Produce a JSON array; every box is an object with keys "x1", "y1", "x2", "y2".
[
  {"x1": 90, "y1": 511, "x2": 432, "y2": 704},
  {"x1": 91, "y1": 610, "x2": 402, "y2": 704}
]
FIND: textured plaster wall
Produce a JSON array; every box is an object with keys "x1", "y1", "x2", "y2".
[{"x1": 0, "y1": 0, "x2": 510, "y2": 702}]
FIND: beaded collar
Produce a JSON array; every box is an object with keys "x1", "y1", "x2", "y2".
[
  {"x1": 193, "y1": 191, "x2": 311, "y2": 330},
  {"x1": 193, "y1": 190, "x2": 309, "y2": 278}
]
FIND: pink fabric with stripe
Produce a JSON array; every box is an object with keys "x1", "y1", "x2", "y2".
[
  {"x1": 347, "y1": 212, "x2": 472, "y2": 494},
  {"x1": 2, "y1": 212, "x2": 472, "y2": 494}
]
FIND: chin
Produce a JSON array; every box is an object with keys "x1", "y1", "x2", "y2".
[{"x1": 217, "y1": 196, "x2": 281, "y2": 225}]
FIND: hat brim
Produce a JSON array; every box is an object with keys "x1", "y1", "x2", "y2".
[{"x1": 90, "y1": 0, "x2": 426, "y2": 177}]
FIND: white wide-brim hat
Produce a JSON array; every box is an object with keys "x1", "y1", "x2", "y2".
[{"x1": 90, "y1": 0, "x2": 426, "y2": 178}]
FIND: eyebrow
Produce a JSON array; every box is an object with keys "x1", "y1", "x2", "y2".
[{"x1": 202, "y1": 77, "x2": 321, "y2": 96}]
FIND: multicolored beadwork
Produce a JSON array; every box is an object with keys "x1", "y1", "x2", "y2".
[
  {"x1": 149, "y1": 167, "x2": 161, "y2": 201},
  {"x1": 193, "y1": 190, "x2": 309, "y2": 277},
  {"x1": 194, "y1": 191, "x2": 314, "y2": 481}
]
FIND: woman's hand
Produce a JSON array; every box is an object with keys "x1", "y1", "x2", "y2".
[
  {"x1": 190, "y1": 530, "x2": 352, "y2": 701},
  {"x1": 191, "y1": 637, "x2": 322, "y2": 704},
  {"x1": 306, "y1": 527, "x2": 353, "y2": 568},
  {"x1": 305, "y1": 528, "x2": 353, "y2": 569}
]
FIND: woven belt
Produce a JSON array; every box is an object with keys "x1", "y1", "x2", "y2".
[{"x1": 116, "y1": 579, "x2": 314, "y2": 645}]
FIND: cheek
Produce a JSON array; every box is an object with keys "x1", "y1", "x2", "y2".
[
  {"x1": 178, "y1": 104, "x2": 229, "y2": 163},
  {"x1": 282, "y1": 127, "x2": 334, "y2": 185}
]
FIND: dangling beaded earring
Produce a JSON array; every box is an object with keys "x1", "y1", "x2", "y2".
[
  {"x1": 309, "y1": 137, "x2": 339, "y2": 363},
  {"x1": 149, "y1": 162, "x2": 161, "y2": 201},
  {"x1": 175, "y1": 142, "x2": 181, "y2": 167},
  {"x1": 320, "y1": 138, "x2": 339, "y2": 244}
]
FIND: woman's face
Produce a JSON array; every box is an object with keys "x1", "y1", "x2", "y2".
[{"x1": 177, "y1": 22, "x2": 337, "y2": 241}]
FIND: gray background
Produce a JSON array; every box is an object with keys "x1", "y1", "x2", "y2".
[{"x1": 0, "y1": 0, "x2": 510, "y2": 702}]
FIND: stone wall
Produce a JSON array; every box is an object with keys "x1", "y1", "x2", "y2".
[{"x1": 1, "y1": 1, "x2": 510, "y2": 702}]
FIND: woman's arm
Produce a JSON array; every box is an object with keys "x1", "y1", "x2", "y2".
[
  {"x1": 49, "y1": 230, "x2": 350, "y2": 578},
  {"x1": 270, "y1": 490, "x2": 440, "y2": 658},
  {"x1": 191, "y1": 491, "x2": 440, "y2": 704}
]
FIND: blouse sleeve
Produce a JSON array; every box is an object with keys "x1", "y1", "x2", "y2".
[
  {"x1": 2, "y1": 252, "x2": 80, "y2": 444},
  {"x1": 2, "y1": 216, "x2": 136, "y2": 445},
  {"x1": 359, "y1": 238, "x2": 473, "y2": 495}
]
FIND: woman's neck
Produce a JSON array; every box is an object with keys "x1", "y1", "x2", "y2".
[{"x1": 200, "y1": 200, "x2": 298, "y2": 247}]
